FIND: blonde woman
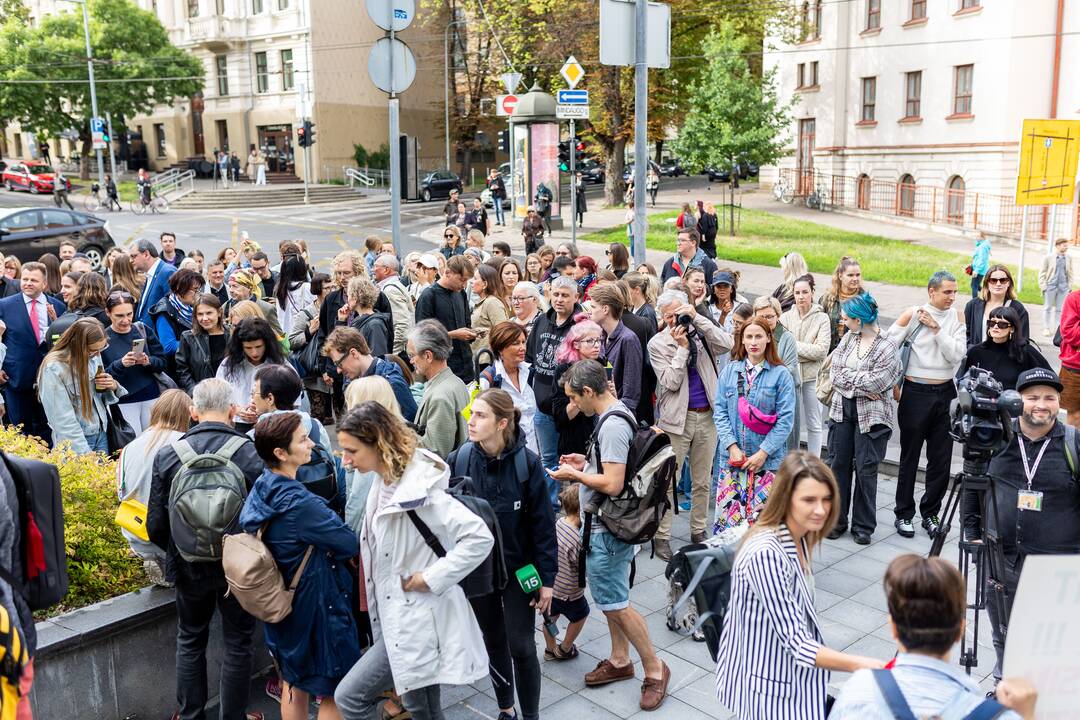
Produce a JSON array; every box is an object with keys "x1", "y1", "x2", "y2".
[
  {"x1": 226, "y1": 267, "x2": 284, "y2": 337},
  {"x1": 773, "y1": 252, "x2": 809, "y2": 313},
  {"x1": 780, "y1": 275, "x2": 831, "y2": 457},
  {"x1": 470, "y1": 263, "x2": 510, "y2": 353},
  {"x1": 227, "y1": 299, "x2": 266, "y2": 329},
  {"x1": 110, "y1": 253, "x2": 144, "y2": 303}
]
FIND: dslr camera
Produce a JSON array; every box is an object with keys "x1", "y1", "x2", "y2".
[{"x1": 949, "y1": 367, "x2": 1023, "y2": 471}]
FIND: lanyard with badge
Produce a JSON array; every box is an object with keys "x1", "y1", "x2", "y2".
[{"x1": 1017, "y1": 435, "x2": 1047, "y2": 512}]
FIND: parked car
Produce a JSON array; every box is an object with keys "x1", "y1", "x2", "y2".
[
  {"x1": 480, "y1": 188, "x2": 511, "y2": 210},
  {"x1": 579, "y1": 158, "x2": 605, "y2": 184},
  {"x1": 659, "y1": 159, "x2": 685, "y2": 177},
  {"x1": 622, "y1": 161, "x2": 661, "y2": 184},
  {"x1": 420, "y1": 170, "x2": 463, "y2": 202},
  {"x1": 706, "y1": 166, "x2": 733, "y2": 183},
  {"x1": 0, "y1": 207, "x2": 114, "y2": 269},
  {"x1": 498, "y1": 162, "x2": 511, "y2": 178},
  {"x1": 2, "y1": 162, "x2": 71, "y2": 195}
]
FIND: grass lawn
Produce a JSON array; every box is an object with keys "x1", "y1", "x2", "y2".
[{"x1": 582, "y1": 208, "x2": 1043, "y2": 305}]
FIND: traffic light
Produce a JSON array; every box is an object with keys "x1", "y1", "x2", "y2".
[
  {"x1": 575, "y1": 141, "x2": 586, "y2": 163},
  {"x1": 298, "y1": 120, "x2": 316, "y2": 148},
  {"x1": 497, "y1": 129, "x2": 510, "y2": 154},
  {"x1": 558, "y1": 141, "x2": 570, "y2": 172}
]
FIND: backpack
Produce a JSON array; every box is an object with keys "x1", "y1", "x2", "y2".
[
  {"x1": 222, "y1": 525, "x2": 314, "y2": 623},
  {"x1": 872, "y1": 668, "x2": 1007, "y2": 720},
  {"x1": 168, "y1": 436, "x2": 250, "y2": 563},
  {"x1": 46, "y1": 309, "x2": 89, "y2": 349},
  {"x1": 665, "y1": 529, "x2": 744, "y2": 662},
  {"x1": 583, "y1": 410, "x2": 677, "y2": 546},
  {"x1": 404, "y1": 443, "x2": 512, "y2": 599},
  {"x1": 295, "y1": 422, "x2": 342, "y2": 514},
  {"x1": 0, "y1": 604, "x2": 27, "y2": 720},
  {"x1": 0, "y1": 452, "x2": 67, "y2": 611}
]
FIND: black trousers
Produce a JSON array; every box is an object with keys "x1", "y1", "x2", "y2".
[
  {"x1": 468, "y1": 582, "x2": 542, "y2": 720},
  {"x1": 4, "y1": 387, "x2": 51, "y2": 447},
  {"x1": 829, "y1": 397, "x2": 890, "y2": 535},
  {"x1": 896, "y1": 381, "x2": 956, "y2": 522},
  {"x1": 986, "y1": 551, "x2": 1020, "y2": 683},
  {"x1": 174, "y1": 578, "x2": 256, "y2": 720}
]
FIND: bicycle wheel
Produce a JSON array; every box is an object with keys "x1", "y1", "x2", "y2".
[
  {"x1": 83, "y1": 195, "x2": 100, "y2": 212},
  {"x1": 129, "y1": 199, "x2": 145, "y2": 215},
  {"x1": 781, "y1": 187, "x2": 794, "y2": 204},
  {"x1": 152, "y1": 196, "x2": 169, "y2": 213}
]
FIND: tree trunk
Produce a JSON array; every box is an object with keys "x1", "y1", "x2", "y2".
[
  {"x1": 79, "y1": 135, "x2": 92, "y2": 180},
  {"x1": 603, "y1": 139, "x2": 627, "y2": 207},
  {"x1": 654, "y1": 139, "x2": 664, "y2": 162}
]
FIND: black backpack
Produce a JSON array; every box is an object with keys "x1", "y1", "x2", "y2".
[
  {"x1": 0, "y1": 452, "x2": 68, "y2": 611},
  {"x1": 295, "y1": 422, "x2": 343, "y2": 515},
  {"x1": 665, "y1": 539, "x2": 739, "y2": 662},
  {"x1": 405, "y1": 443, "x2": 511, "y2": 598}
]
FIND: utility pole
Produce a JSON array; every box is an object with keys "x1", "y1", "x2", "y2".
[
  {"x1": 63, "y1": 0, "x2": 105, "y2": 188},
  {"x1": 570, "y1": 119, "x2": 577, "y2": 246},
  {"x1": 105, "y1": 112, "x2": 117, "y2": 178},
  {"x1": 632, "y1": 0, "x2": 648, "y2": 265}
]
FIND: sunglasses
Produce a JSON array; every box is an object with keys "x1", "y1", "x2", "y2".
[
  {"x1": 987, "y1": 320, "x2": 1012, "y2": 329},
  {"x1": 987, "y1": 277, "x2": 1010, "y2": 285}
]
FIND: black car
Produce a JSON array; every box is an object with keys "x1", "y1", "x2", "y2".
[
  {"x1": 659, "y1": 159, "x2": 685, "y2": 177},
  {"x1": 622, "y1": 161, "x2": 661, "y2": 184},
  {"x1": 578, "y1": 158, "x2": 605, "y2": 184},
  {"x1": 420, "y1": 170, "x2": 463, "y2": 202},
  {"x1": 0, "y1": 207, "x2": 115, "y2": 270},
  {"x1": 706, "y1": 166, "x2": 732, "y2": 183}
]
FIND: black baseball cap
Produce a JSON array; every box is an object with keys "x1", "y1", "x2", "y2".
[{"x1": 1016, "y1": 368, "x2": 1063, "y2": 393}]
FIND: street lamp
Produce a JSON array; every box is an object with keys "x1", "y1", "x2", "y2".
[
  {"x1": 59, "y1": 0, "x2": 105, "y2": 189},
  {"x1": 443, "y1": 18, "x2": 466, "y2": 171}
]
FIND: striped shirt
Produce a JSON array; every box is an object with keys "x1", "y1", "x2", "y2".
[
  {"x1": 715, "y1": 524, "x2": 827, "y2": 720},
  {"x1": 552, "y1": 517, "x2": 584, "y2": 601}
]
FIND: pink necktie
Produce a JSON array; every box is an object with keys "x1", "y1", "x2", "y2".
[{"x1": 29, "y1": 299, "x2": 41, "y2": 344}]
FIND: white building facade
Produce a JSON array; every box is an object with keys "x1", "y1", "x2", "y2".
[{"x1": 764, "y1": 0, "x2": 1080, "y2": 238}]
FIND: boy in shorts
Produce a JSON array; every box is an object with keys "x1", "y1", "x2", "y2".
[{"x1": 543, "y1": 484, "x2": 589, "y2": 660}]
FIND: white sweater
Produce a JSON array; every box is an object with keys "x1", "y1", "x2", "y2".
[{"x1": 888, "y1": 303, "x2": 966, "y2": 381}]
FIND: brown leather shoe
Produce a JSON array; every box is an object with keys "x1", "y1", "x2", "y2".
[
  {"x1": 584, "y1": 658, "x2": 635, "y2": 686},
  {"x1": 690, "y1": 531, "x2": 707, "y2": 544},
  {"x1": 652, "y1": 539, "x2": 672, "y2": 562},
  {"x1": 639, "y1": 661, "x2": 671, "y2": 710}
]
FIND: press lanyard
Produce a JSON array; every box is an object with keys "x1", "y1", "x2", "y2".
[{"x1": 1017, "y1": 435, "x2": 1050, "y2": 491}]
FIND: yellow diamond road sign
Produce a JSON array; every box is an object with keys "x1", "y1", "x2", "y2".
[{"x1": 561, "y1": 56, "x2": 584, "y2": 89}]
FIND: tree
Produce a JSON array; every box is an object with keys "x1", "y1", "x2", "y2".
[
  {"x1": 0, "y1": 0, "x2": 203, "y2": 178},
  {"x1": 673, "y1": 21, "x2": 796, "y2": 182}
]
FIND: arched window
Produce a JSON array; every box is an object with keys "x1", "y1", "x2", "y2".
[
  {"x1": 856, "y1": 174, "x2": 871, "y2": 210},
  {"x1": 898, "y1": 174, "x2": 916, "y2": 217},
  {"x1": 946, "y1": 175, "x2": 966, "y2": 224},
  {"x1": 800, "y1": 2, "x2": 811, "y2": 39},
  {"x1": 814, "y1": 0, "x2": 823, "y2": 36}
]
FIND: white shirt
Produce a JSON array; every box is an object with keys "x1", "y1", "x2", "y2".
[
  {"x1": 479, "y1": 359, "x2": 539, "y2": 455},
  {"x1": 23, "y1": 293, "x2": 48, "y2": 344},
  {"x1": 137, "y1": 258, "x2": 163, "y2": 315}
]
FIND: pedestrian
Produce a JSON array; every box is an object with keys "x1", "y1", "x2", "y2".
[
  {"x1": 130, "y1": 238, "x2": 178, "y2": 325},
  {"x1": 239, "y1": 411, "x2": 360, "y2": 720},
  {"x1": 215, "y1": 317, "x2": 299, "y2": 430},
  {"x1": 322, "y1": 326, "x2": 417, "y2": 421},
  {"x1": 830, "y1": 554, "x2": 1036, "y2": 720},
  {"x1": 573, "y1": 256, "x2": 598, "y2": 302},
  {"x1": 105, "y1": 173, "x2": 122, "y2": 211},
  {"x1": 970, "y1": 232, "x2": 992, "y2": 298},
  {"x1": 372, "y1": 255, "x2": 414, "y2": 357},
  {"x1": 536, "y1": 245, "x2": 556, "y2": 281},
  {"x1": 440, "y1": 226, "x2": 466, "y2": 260},
  {"x1": 754, "y1": 296, "x2": 801, "y2": 453},
  {"x1": 478, "y1": 322, "x2": 540, "y2": 454},
  {"x1": 230, "y1": 151, "x2": 241, "y2": 183},
  {"x1": 624, "y1": 200, "x2": 635, "y2": 250},
  {"x1": 407, "y1": 320, "x2": 469, "y2": 458},
  {"x1": 660, "y1": 228, "x2": 716, "y2": 286},
  {"x1": 534, "y1": 183, "x2": 553, "y2": 234},
  {"x1": 521, "y1": 207, "x2": 545, "y2": 255},
  {"x1": 697, "y1": 202, "x2": 719, "y2": 259},
  {"x1": 549, "y1": 360, "x2": 670, "y2": 711},
  {"x1": 160, "y1": 232, "x2": 186, "y2": 269},
  {"x1": 646, "y1": 166, "x2": 659, "y2": 207},
  {"x1": 819, "y1": 256, "x2": 862, "y2": 351},
  {"x1": 887, "y1": 271, "x2": 966, "y2": 539},
  {"x1": 333, "y1": 402, "x2": 494, "y2": 720},
  {"x1": 52, "y1": 170, "x2": 73, "y2": 209},
  {"x1": 449, "y1": 388, "x2": 557, "y2": 720},
  {"x1": 144, "y1": 378, "x2": 264, "y2": 720},
  {"x1": 648, "y1": 290, "x2": 732, "y2": 556},
  {"x1": 248, "y1": 144, "x2": 267, "y2": 185},
  {"x1": 500, "y1": 257, "x2": 521, "y2": 298},
  {"x1": 117, "y1": 390, "x2": 192, "y2": 584},
  {"x1": 249, "y1": 251, "x2": 278, "y2": 300},
  {"x1": 708, "y1": 269, "x2": 750, "y2": 334},
  {"x1": 286, "y1": 273, "x2": 334, "y2": 424},
  {"x1": 488, "y1": 169, "x2": 507, "y2": 226},
  {"x1": 38, "y1": 318, "x2": 125, "y2": 454},
  {"x1": 605, "y1": 243, "x2": 629, "y2": 280},
  {"x1": 217, "y1": 150, "x2": 230, "y2": 188},
  {"x1": 780, "y1": 275, "x2": 830, "y2": 457},
  {"x1": 176, "y1": 293, "x2": 230, "y2": 394},
  {"x1": 551, "y1": 318, "x2": 603, "y2": 461},
  {"x1": 575, "y1": 172, "x2": 587, "y2": 227},
  {"x1": 226, "y1": 269, "x2": 284, "y2": 339},
  {"x1": 510, "y1": 281, "x2": 543, "y2": 337},
  {"x1": 471, "y1": 197, "x2": 490, "y2": 235},
  {"x1": 624, "y1": 272, "x2": 658, "y2": 334},
  {"x1": 102, "y1": 291, "x2": 168, "y2": 435},
  {"x1": 712, "y1": 318, "x2": 796, "y2": 533},
  {"x1": 409, "y1": 254, "x2": 439, "y2": 304},
  {"x1": 39, "y1": 140, "x2": 50, "y2": 165},
  {"x1": 149, "y1": 268, "x2": 203, "y2": 382},
  {"x1": 675, "y1": 202, "x2": 695, "y2": 230},
  {"x1": 964, "y1": 264, "x2": 1029, "y2": 347},
  {"x1": 958, "y1": 305, "x2": 1050, "y2": 391},
  {"x1": 715, "y1": 453, "x2": 885, "y2": 720},
  {"x1": 542, "y1": 484, "x2": 590, "y2": 661},
  {"x1": 274, "y1": 244, "x2": 315, "y2": 338},
  {"x1": 1039, "y1": 237, "x2": 1073, "y2": 335},
  {"x1": 136, "y1": 167, "x2": 152, "y2": 208},
  {"x1": 442, "y1": 188, "x2": 461, "y2": 225},
  {"x1": 590, "y1": 284, "x2": 643, "y2": 414},
  {"x1": 772, "y1": 252, "x2": 809, "y2": 313},
  {"x1": 470, "y1": 264, "x2": 511, "y2": 354},
  {"x1": 827, "y1": 292, "x2": 900, "y2": 544},
  {"x1": 414, "y1": 255, "x2": 476, "y2": 382}
]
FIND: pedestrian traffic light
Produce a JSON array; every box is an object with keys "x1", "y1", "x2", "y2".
[
  {"x1": 298, "y1": 120, "x2": 315, "y2": 148},
  {"x1": 497, "y1": 130, "x2": 510, "y2": 154},
  {"x1": 558, "y1": 141, "x2": 570, "y2": 172},
  {"x1": 575, "y1": 141, "x2": 586, "y2": 163}
]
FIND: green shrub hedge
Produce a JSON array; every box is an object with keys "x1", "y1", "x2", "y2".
[{"x1": 0, "y1": 428, "x2": 146, "y2": 617}]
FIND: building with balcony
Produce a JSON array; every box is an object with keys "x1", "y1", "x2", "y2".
[
  {"x1": 764, "y1": 0, "x2": 1080, "y2": 239},
  {"x1": 8, "y1": 0, "x2": 447, "y2": 181}
]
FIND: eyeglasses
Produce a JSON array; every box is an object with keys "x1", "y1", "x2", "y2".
[
  {"x1": 333, "y1": 352, "x2": 351, "y2": 370},
  {"x1": 987, "y1": 320, "x2": 1012, "y2": 329},
  {"x1": 575, "y1": 337, "x2": 603, "y2": 346},
  {"x1": 987, "y1": 277, "x2": 1010, "y2": 285},
  {"x1": 511, "y1": 296, "x2": 533, "y2": 304},
  {"x1": 555, "y1": 250, "x2": 571, "y2": 257}
]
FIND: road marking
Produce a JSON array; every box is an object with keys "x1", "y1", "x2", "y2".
[
  {"x1": 231, "y1": 217, "x2": 239, "y2": 247},
  {"x1": 332, "y1": 233, "x2": 348, "y2": 250},
  {"x1": 124, "y1": 222, "x2": 147, "y2": 245}
]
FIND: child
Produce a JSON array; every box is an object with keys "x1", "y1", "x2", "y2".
[
  {"x1": 363, "y1": 235, "x2": 382, "y2": 275},
  {"x1": 970, "y1": 233, "x2": 991, "y2": 299},
  {"x1": 543, "y1": 484, "x2": 590, "y2": 661}
]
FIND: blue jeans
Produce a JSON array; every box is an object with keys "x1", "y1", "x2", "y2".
[
  {"x1": 86, "y1": 430, "x2": 108, "y2": 454},
  {"x1": 533, "y1": 410, "x2": 560, "y2": 508},
  {"x1": 493, "y1": 197, "x2": 506, "y2": 225}
]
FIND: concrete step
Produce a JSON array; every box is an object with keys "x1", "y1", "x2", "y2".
[{"x1": 170, "y1": 185, "x2": 363, "y2": 209}]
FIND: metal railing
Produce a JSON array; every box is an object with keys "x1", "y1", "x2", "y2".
[
  {"x1": 778, "y1": 168, "x2": 1075, "y2": 242},
  {"x1": 152, "y1": 169, "x2": 195, "y2": 199},
  {"x1": 344, "y1": 167, "x2": 390, "y2": 191}
]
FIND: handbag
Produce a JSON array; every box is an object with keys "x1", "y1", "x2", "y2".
[
  {"x1": 896, "y1": 312, "x2": 926, "y2": 390},
  {"x1": 115, "y1": 499, "x2": 150, "y2": 541},
  {"x1": 816, "y1": 351, "x2": 835, "y2": 407},
  {"x1": 713, "y1": 463, "x2": 774, "y2": 535},
  {"x1": 736, "y1": 371, "x2": 777, "y2": 434},
  {"x1": 106, "y1": 403, "x2": 136, "y2": 455}
]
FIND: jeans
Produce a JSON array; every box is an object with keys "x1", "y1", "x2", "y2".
[
  {"x1": 798, "y1": 380, "x2": 823, "y2": 457},
  {"x1": 971, "y1": 274, "x2": 983, "y2": 298},
  {"x1": 335, "y1": 637, "x2": 444, "y2": 720},
  {"x1": 896, "y1": 381, "x2": 956, "y2": 522},
  {"x1": 658, "y1": 409, "x2": 717, "y2": 539},
  {"x1": 469, "y1": 583, "x2": 542, "y2": 720},
  {"x1": 828, "y1": 397, "x2": 890, "y2": 535},
  {"x1": 85, "y1": 430, "x2": 109, "y2": 454},
  {"x1": 493, "y1": 198, "x2": 506, "y2": 225},
  {"x1": 174, "y1": 579, "x2": 256, "y2": 720},
  {"x1": 1044, "y1": 287, "x2": 1069, "y2": 330},
  {"x1": 533, "y1": 410, "x2": 560, "y2": 508}
]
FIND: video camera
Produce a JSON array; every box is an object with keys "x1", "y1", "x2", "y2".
[{"x1": 949, "y1": 367, "x2": 1023, "y2": 473}]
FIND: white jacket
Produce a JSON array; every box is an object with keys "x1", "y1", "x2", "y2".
[
  {"x1": 779, "y1": 304, "x2": 832, "y2": 383},
  {"x1": 359, "y1": 449, "x2": 492, "y2": 695}
]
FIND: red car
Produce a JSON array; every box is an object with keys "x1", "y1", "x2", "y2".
[{"x1": 2, "y1": 161, "x2": 71, "y2": 195}]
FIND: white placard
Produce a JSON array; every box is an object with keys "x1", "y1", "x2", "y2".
[
  {"x1": 599, "y1": 0, "x2": 671, "y2": 69},
  {"x1": 556, "y1": 105, "x2": 590, "y2": 120}
]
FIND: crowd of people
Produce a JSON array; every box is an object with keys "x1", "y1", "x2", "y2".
[{"x1": 1, "y1": 209, "x2": 1075, "y2": 720}]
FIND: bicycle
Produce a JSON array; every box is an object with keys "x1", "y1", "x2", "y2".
[
  {"x1": 83, "y1": 184, "x2": 113, "y2": 213},
  {"x1": 772, "y1": 175, "x2": 794, "y2": 204},
  {"x1": 130, "y1": 191, "x2": 169, "y2": 215},
  {"x1": 805, "y1": 181, "x2": 830, "y2": 211}
]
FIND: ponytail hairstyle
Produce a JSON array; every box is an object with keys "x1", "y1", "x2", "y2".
[{"x1": 475, "y1": 388, "x2": 520, "y2": 451}]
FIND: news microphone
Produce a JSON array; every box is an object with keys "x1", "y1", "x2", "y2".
[{"x1": 515, "y1": 564, "x2": 559, "y2": 638}]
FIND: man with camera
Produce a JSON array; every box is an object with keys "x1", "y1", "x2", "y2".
[
  {"x1": 647, "y1": 290, "x2": 732, "y2": 556},
  {"x1": 984, "y1": 367, "x2": 1080, "y2": 682}
]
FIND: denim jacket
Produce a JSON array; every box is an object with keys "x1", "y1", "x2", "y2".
[
  {"x1": 714, "y1": 359, "x2": 796, "y2": 474},
  {"x1": 39, "y1": 355, "x2": 126, "y2": 454}
]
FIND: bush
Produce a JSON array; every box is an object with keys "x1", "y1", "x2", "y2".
[
  {"x1": 0, "y1": 428, "x2": 146, "y2": 617},
  {"x1": 353, "y1": 142, "x2": 390, "y2": 170}
]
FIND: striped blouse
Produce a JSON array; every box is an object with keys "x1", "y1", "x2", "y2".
[
  {"x1": 552, "y1": 517, "x2": 584, "y2": 601},
  {"x1": 715, "y1": 524, "x2": 828, "y2": 720}
]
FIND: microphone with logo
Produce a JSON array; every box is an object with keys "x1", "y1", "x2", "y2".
[{"x1": 515, "y1": 564, "x2": 559, "y2": 638}]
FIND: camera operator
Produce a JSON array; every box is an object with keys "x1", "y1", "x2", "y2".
[
  {"x1": 984, "y1": 367, "x2": 1080, "y2": 683},
  {"x1": 648, "y1": 290, "x2": 733, "y2": 556}
]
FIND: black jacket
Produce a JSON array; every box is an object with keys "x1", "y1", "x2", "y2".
[
  {"x1": 175, "y1": 329, "x2": 230, "y2": 393},
  {"x1": 447, "y1": 430, "x2": 558, "y2": 587},
  {"x1": 319, "y1": 288, "x2": 394, "y2": 340},
  {"x1": 415, "y1": 282, "x2": 474, "y2": 382},
  {"x1": 620, "y1": 310, "x2": 657, "y2": 425},
  {"x1": 526, "y1": 303, "x2": 583, "y2": 414},
  {"x1": 551, "y1": 362, "x2": 596, "y2": 455},
  {"x1": 147, "y1": 422, "x2": 265, "y2": 585},
  {"x1": 487, "y1": 175, "x2": 506, "y2": 199},
  {"x1": 964, "y1": 298, "x2": 1030, "y2": 347},
  {"x1": 348, "y1": 311, "x2": 393, "y2": 358},
  {"x1": 959, "y1": 339, "x2": 1050, "y2": 390},
  {"x1": 660, "y1": 254, "x2": 717, "y2": 287},
  {"x1": 697, "y1": 213, "x2": 718, "y2": 257}
]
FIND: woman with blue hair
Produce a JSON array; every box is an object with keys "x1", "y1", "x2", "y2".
[{"x1": 827, "y1": 291, "x2": 901, "y2": 544}]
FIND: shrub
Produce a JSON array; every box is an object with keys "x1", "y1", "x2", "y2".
[
  {"x1": 0, "y1": 428, "x2": 146, "y2": 617},
  {"x1": 353, "y1": 142, "x2": 390, "y2": 170}
]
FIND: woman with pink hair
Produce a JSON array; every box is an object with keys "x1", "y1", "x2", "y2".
[{"x1": 551, "y1": 315, "x2": 604, "y2": 455}]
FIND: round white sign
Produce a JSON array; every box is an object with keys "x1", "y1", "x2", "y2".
[
  {"x1": 365, "y1": 0, "x2": 415, "y2": 32},
  {"x1": 368, "y1": 36, "x2": 417, "y2": 95}
]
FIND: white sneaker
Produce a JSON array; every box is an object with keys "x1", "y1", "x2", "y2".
[{"x1": 1043, "y1": 328, "x2": 1052, "y2": 338}]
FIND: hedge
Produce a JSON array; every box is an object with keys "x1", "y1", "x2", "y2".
[{"x1": 0, "y1": 427, "x2": 146, "y2": 617}]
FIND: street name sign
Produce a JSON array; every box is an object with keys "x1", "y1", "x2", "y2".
[
  {"x1": 556, "y1": 89, "x2": 589, "y2": 105},
  {"x1": 556, "y1": 105, "x2": 590, "y2": 120}
]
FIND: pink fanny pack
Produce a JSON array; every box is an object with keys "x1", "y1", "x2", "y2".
[{"x1": 737, "y1": 371, "x2": 778, "y2": 434}]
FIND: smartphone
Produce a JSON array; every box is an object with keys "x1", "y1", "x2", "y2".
[
  {"x1": 605, "y1": 364, "x2": 614, "y2": 380},
  {"x1": 131, "y1": 338, "x2": 146, "y2": 356},
  {"x1": 475, "y1": 329, "x2": 488, "y2": 339}
]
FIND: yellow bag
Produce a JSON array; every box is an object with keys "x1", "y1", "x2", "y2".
[
  {"x1": 0, "y1": 605, "x2": 27, "y2": 720},
  {"x1": 115, "y1": 499, "x2": 150, "y2": 541}
]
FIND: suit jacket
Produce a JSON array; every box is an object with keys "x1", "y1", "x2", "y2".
[
  {"x1": 0, "y1": 293, "x2": 67, "y2": 390},
  {"x1": 136, "y1": 260, "x2": 177, "y2": 324}
]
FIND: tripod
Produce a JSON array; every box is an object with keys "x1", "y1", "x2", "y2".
[{"x1": 929, "y1": 457, "x2": 1010, "y2": 675}]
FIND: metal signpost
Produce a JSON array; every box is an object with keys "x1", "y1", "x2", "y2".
[
  {"x1": 557, "y1": 61, "x2": 588, "y2": 246},
  {"x1": 500, "y1": 71, "x2": 522, "y2": 222},
  {"x1": 367, "y1": 0, "x2": 417, "y2": 256},
  {"x1": 104, "y1": 113, "x2": 118, "y2": 178}
]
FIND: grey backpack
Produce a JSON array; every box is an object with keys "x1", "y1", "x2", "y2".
[{"x1": 168, "y1": 436, "x2": 249, "y2": 563}]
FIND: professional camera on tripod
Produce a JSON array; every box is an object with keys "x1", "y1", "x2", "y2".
[{"x1": 930, "y1": 367, "x2": 1022, "y2": 673}]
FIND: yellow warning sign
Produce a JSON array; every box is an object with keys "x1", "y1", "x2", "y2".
[{"x1": 1016, "y1": 119, "x2": 1080, "y2": 206}]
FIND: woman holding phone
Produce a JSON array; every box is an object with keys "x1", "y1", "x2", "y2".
[{"x1": 102, "y1": 291, "x2": 168, "y2": 434}]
